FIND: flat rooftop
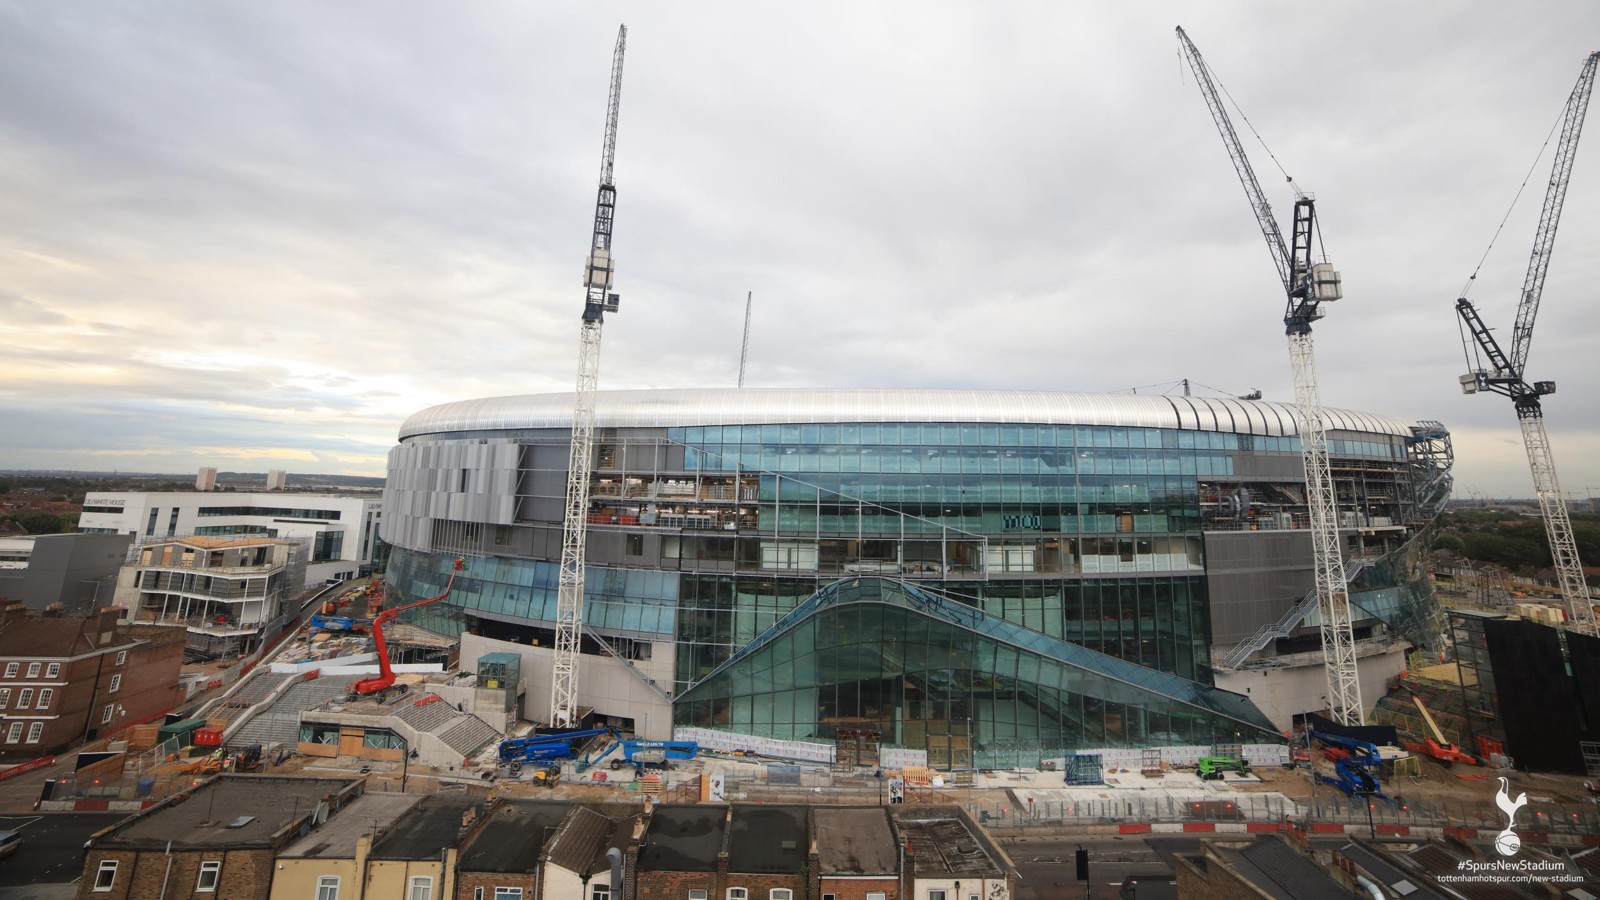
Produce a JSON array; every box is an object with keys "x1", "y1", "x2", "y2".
[
  {"x1": 814, "y1": 807, "x2": 896, "y2": 876},
  {"x1": 279, "y1": 793, "x2": 422, "y2": 859},
  {"x1": 98, "y1": 776, "x2": 362, "y2": 850},
  {"x1": 893, "y1": 808, "x2": 1003, "y2": 879}
]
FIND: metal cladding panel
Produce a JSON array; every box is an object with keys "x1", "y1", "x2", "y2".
[{"x1": 398, "y1": 388, "x2": 1413, "y2": 441}]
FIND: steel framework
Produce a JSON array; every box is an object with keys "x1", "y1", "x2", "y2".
[
  {"x1": 1178, "y1": 27, "x2": 1363, "y2": 724},
  {"x1": 1456, "y1": 51, "x2": 1598, "y2": 636},
  {"x1": 553, "y1": 25, "x2": 628, "y2": 728}
]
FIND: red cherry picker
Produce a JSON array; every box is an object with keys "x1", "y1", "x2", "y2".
[{"x1": 348, "y1": 558, "x2": 465, "y2": 702}]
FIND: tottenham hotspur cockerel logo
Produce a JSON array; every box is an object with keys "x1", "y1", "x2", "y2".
[{"x1": 1494, "y1": 777, "x2": 1528, "y2": 857}]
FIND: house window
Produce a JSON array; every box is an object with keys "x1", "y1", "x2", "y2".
[
  {"x1": 4, "y1": 723, "x2": 20, "y2": 742},
  {"x1": 16, "y1": 689, "x2": 32, "y2": 708},
  {"x1": 824, "y1": 895, "x2": 838, "y2": 900},
  {"x1": 865, "y1": 894, "x2": 886, "y2": 900},
  {"x1": 317, "y1": 876, "x2": 341, "y2": 900},
  {"x1": 728, "y1": 890, "x2": 748, "y2": 900},
  {"x1": 2, "y1": 663, "x2": 15, "y2": 678},
  {"x1": 25, "y1": 723, "x2": 42, "y2": 743},
  {"x1": 196, "y1": 860, "x2": 221, "y2": 892},
  {"x1": 109, "y1": 674, "x2": 122, "y2": 694},
  {"x1": 102, "y1": 704, "x2": 114, "y2": 724},
  {"x1": 408, "y1": 876, "x2": 432, "y2": 900},
  {"x1": 592, "y1": 886, "x2": 609, "y2": 900},
  {"x1": 495, "y1": 889, "x2": 523, "y2": 900},
  {"x1": 473, "y1": 888, "x2": 483, "y2": 900},
  {"x1": 0, "y1": 688, "x2": 9, "y2": 709},
  {"x1": 690, "y1": 892, "x2": 709, "y2": 900},
  {"x1": 45, "y1": 663, "x2": 60, "y2": 678},
  {"x1": 25, "y1": 663, "x2": 39, "y2": 678},
  {"x1": 115, "y1": 651, "x2": 127, "y2": 666},
  {"x1": 93, "y1": 860, "x2": 118, "y2": 891},
  {"x1": 769, "y1": 892, "x2": 792, "y2": 900},
  {"x1": 36, "y1": 688, "x2": 52, "y2": 709},
  {"x1": 929, "y1": 892, "x2": 947, "y2": 900}
]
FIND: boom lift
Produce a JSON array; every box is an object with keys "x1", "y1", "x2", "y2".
[
  {"x1": 1177, "y1": 27, "x2": 1363, "y2": 725},
  {"x1": 1405, "y1": 693, "x2": 1477, "y2": 767},
  {"x1": 497, "y1": 727, "x2": 617, "y2": 776},
  {"x1": 348, "y1": 558, "x2": 466, "y2": 701},
  {"x1": 552, "y1": 25, "x2": 628, "y2": 729},
  {"x1": 1310, "y1": 730, "x2": 1387, "y2": 800},
  {"x1": 1456, "y1": 51, "x2": 1599, "y2": 635}
]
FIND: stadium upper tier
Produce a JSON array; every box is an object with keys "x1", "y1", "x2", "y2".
[{"x1": 399, "y1": 388, "x2": 1414, "y2": 441}]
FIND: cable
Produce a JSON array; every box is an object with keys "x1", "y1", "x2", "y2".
[
  {"x1": 1458, "y1": 105, "x2": 1567, "y2": 298},
  {"x1": 1201, "y1": 54, "x2": 1299, "y2": 193}
]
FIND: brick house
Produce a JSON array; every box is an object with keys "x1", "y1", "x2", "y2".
[
  {"x1": 890, "y1": 807, "x2": 1016, "y2": 900},
  {"x1": 815, "y1": 808, "x2": 899, "y2": 900},
  {"x1": 79, "y1": 775, "x2": 364, "y2": 900},
  {"x1": 540, "y1": 804, "x2": 644, "y2": 900},
  {"x1": 0, "y1": 601, "x2": 184, "y2": 759},
  {"x1": 453, "y1": 798, "x2": 571, "y2": 900},
  {"x1": 269, "y1": 792, "x2": 422, "y2": 900},
  {"x1": 633, "y1": 805, "x2": 813, "y2": 900}
]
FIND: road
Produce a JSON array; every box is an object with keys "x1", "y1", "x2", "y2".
[
  {"x1": 0, "y1": 812, "x2": 128, "y2": 890},
  {"x1": 1001, "y1": 835, "x2": 1194, "y2": 900}
]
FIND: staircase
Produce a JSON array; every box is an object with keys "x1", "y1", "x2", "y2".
[
  {"x1": 390, "y1": 695, "x2": 503, "y2": 759},
  {"x1": 211, "y1": 672, "x2": 297, "y2": 726},
  {"x1": 230, "y1": 675, "x2": 359, "y2": 747},
  {"x1": 1220, "y1": 562, "x2": 1369, "y2": 669}
]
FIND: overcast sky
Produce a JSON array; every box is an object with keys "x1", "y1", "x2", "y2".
[{"x1": 1, "y1": 2, "x2": 1597, "y2": 498}]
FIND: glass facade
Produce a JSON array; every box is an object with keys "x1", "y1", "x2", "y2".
[
  {"x1": 674, "y1": 577, "x2": 1279, "y2": 765},
  {"x1": 382, "y1": 390, "x2": 1443, "y2": 758}
]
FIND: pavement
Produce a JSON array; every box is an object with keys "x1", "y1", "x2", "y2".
[
  {"x1": 0, "y1": 756, "x2": 78, "y2": 815},
  {"x1": 0, "y1": 812, "x2": 129, "y2": 898}
]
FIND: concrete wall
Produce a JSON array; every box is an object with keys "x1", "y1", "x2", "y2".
[
  {"x1": 0, "y1": 533, "x2": 131, "y2": 613},
  {"x1": 1214, "y1": 645, "x2": 1407, "y2": 731},
  {"x1": 543, "y1": 861, "x2": 610, "y2": 900},
  {"x1": 459, "y1": 632, "x2": 673, "y2": 738}
]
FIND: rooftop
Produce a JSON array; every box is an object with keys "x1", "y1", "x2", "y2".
[
  {"x1": 98, "y1": 776, "x2": 363, "y2": 850},
  {"x1": 279, "y1": 793, "x2": 422, "y2": 859},
  {"x1": 728, "y1": 806, "x2": 808, "y2": 874},
  {"x1": 458, "y1": 799, "x2": 571, "y2": 874},
  {"x1": 370, "y1": 794, "x2": 484, "y2": 860},
  {"x1": 545, "y1": 805, "x2": 642, "y2": 879},
  {"x1": 814, "y1": 807, "x2": 897, "y2": 876},
  {"x1": 893, "y1": 808, "x2": 1003, "y2": 879},
  {"x1": 401, "y1": 388, "x2": 1414, "y2": 441},
  {"x1": 638, "y1": 805, "x2": 726, "y2": 873},
  {"x1": 1202, "y1": 837, "x2": 1348, "y2": 900},
  {"x1": 1336, "y1": 841, "x2": 1450, "y2": 900}
]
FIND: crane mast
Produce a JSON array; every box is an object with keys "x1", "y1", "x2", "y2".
[
  {"x1": 1457, "y1": 51, "x2": 1598, "y2": 635},
  {"x1": 1177, "y1": 27, "x2": 1364, "y2": 725},
  {"x1": 552, "y1": 25, "x2": 627, "y2": 728}
]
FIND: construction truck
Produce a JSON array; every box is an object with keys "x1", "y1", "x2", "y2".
[
  {"x1": 1196, "y1": 756, "x2": 1250, "y2": 781},
  {"x1": 609, "y1": 739, "x2": 698, "y2": 772},
  {"x1": 529, "y1": 764, "x2": 561, "y2": 788}
]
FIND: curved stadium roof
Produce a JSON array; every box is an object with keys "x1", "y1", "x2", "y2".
[{"x1": 400, "y1": 388, "x2": 1414, "y2": 441}]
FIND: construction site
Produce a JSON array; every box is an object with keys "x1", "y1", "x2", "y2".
[{"x1": 31, "y1": 28, "x2": 1600, "y2": 894}]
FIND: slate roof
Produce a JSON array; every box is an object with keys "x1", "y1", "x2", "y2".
[
  {"x1": 1337, "y1": 841, "x2": 1450, "y2": 900},
  {"x1": 544, "y1": 806, "x2": 642, "y2": 879},
  {"x1": 638, "y1": 806, "x2": 726, "y2": 873},
  {"x1": 457, "y1": 799, "x2": 571, "y2": 874},
  {"x1": 894, "y1": 809, "x2": 1003, "y2": 879},
  {"x1": 1209, "y1": 837, "x2": 1346, "y2": 900},
  {"x1": 370, "y1": 794, "x2": 483, "y2": 860},
  {"x1": 728, "y1": 806, "x2": 808, "y2": 874}
]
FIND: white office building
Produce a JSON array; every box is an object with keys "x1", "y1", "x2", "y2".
[{"x1": 78, "y1": 492, "x2": 383, "y2": 585}]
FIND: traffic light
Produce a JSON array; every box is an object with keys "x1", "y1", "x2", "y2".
[{"x1": 1075, "y1": 848, "x2": 1089, "y2": 882}]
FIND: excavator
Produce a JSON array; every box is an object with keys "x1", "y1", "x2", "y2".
[{"x1": 347, "y1": 558, "x2": 465, "y2": 703}]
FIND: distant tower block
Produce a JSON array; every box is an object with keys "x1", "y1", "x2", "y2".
[
  {"x1": 265, "y1": 469, "x2": 287, "y2": 491},
  {"x1": 195, "y1": 467, "x2": 218, "y2": 492}
]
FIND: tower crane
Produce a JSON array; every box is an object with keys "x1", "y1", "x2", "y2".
[
  {"x1": 1457, "y1": 51, "x2": 1599, "y2": 635},
  {"x1": 1177, "y1": 27, "x2": 1364, "y2": 725},
  {"x1": 552, "y1": 25, "x2": 627, "y2": 728}
]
